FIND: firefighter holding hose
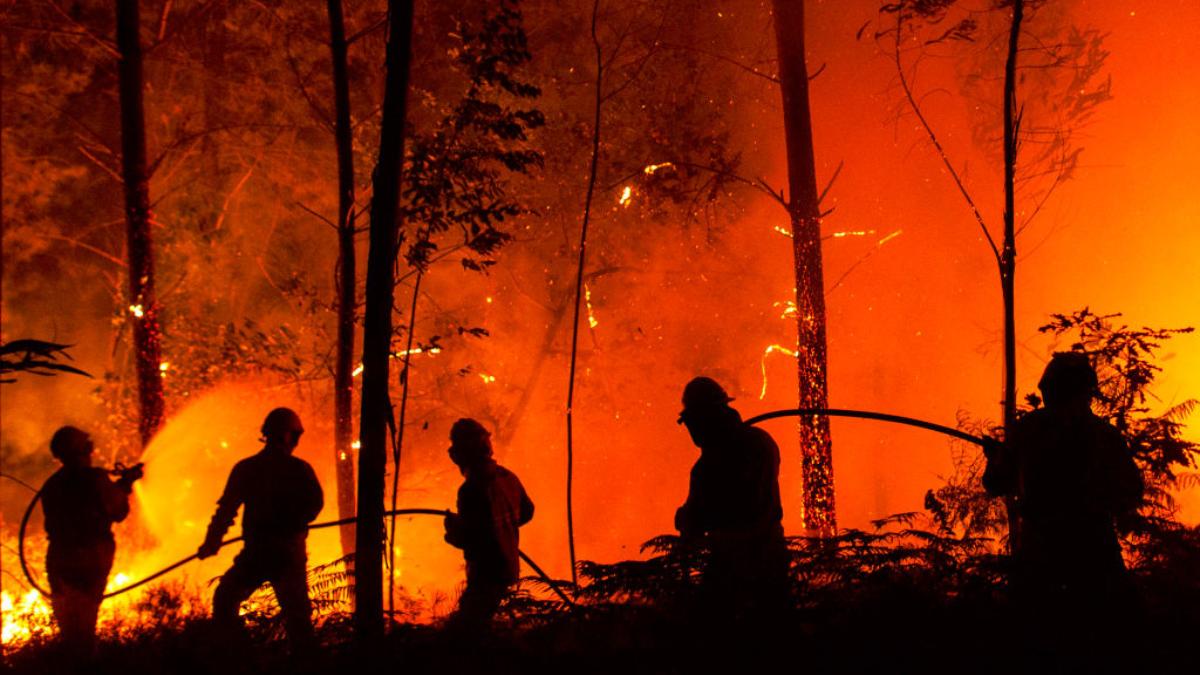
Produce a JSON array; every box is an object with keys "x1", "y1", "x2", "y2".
[
  {"x1": 41, "y1": 425, "x2": 142, "y2": 658},
  {"x1": 197, "y1": 407, "x2": 323, "y2": 652},
  {"x1": 675, "y1": 376, "x2": 788, "y2": 619},
  {"x1": 443, "y1": 418, "x2": 535, "y2": 634},
  {"x1": 983, "y1": 353, "x2": 1144, "y2": 655}
]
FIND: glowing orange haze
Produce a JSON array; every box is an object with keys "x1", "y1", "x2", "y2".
[{"x1": 2, "y1": 0, "x2": 1197, "y2": 626}]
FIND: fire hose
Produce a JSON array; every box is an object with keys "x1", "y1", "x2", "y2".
[
  {"x1": 14, "y1": 408, "x2": 987, "y2": 611},
  {"x1": 17, "y1": 497, "x2": 576, "y2": 608},
  {"x1": 744, "y1": 408, "x2": 989, "y2": 447}
]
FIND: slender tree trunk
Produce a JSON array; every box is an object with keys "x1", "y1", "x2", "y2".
[
  {"x1": 116, "y1": 0, "x2": 165, "y2": 449},
  {"x1": 1001, "y1": 0, "x2": 1024, "y2": 549},
  {"x1": 773, "y1": 0, "x2": 835, "y2": 536},
  {"x1": 388, "y1": 271, "x2": 421, "y2": 621},
  {"x1": 564, "y1": 0, "x2": 604, "y2": 587},
  {"x1": 354, "y1": 0, "x2": 414, "y2": 642},
  {"x1": 327, "y1": 0, "x2": 358, "y2": 563}
]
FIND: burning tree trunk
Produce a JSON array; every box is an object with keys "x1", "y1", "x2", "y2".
[
  {"x1": 327, "y1": 0, "x2": 358, "y2": 563},
  {"x1": 772, "y1": 0, "x2": 836, "y2": 536},
  {"x1": 116, "y1": 0, "x2": 165, "y2": 448},
  {"x1": 354, "y1": 0, "x2": 413, "y2": 641}
]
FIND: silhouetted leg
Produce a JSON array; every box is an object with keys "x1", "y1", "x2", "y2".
[
  {"x1": 47, "y1": 541, "x2": 113, "y2": 661},
  {"x1": 448, "y1": 578, "x2": 507, "y2": 637},
  {"x1": 213, "y1": 551, "x2": 268, "y2": 635},
  {"x1": 269, "y1": 548, "x2": 315, "y2": 653},
  {"x1": 49, "y1": 583, "x2": 103, "y2": 658}
]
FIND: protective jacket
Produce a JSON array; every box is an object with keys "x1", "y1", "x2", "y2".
[
  {"x1": 984, "y1": 407, "x2": 1143, "y2": 578},
  {"x1": 204, "y1": 448, "x2": 324, "y2": 548},
  {"x1": 445, "y1": 459, "x2": 534, "y2": 585},
  {"x1": 42, "y1": 466, "x2": 131, "y2": 549},
  {"x1": 675, "y1": 413, "x2": 784, "y2": 539}
]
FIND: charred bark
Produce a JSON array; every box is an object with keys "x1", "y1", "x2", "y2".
[
  {"x1": 772, "y1": 0, "x2": 836, "y2": 536},
  {"x1": 327, "y1": 0, "x2": 358, "y2": 564},
  {"x1": 116, "y1": 0, "x2": 165, "y2": 449},
  {"x1": 354, "y1": 0, "x2": 413, "y2": 641}
]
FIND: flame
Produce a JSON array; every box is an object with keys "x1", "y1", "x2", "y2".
[{"x1": 2, "y1": 590, "x2": 53, "y2": 647}]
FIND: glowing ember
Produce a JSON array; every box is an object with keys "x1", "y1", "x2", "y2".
[
  {"x1": 478, "y1": 373, "x2": 497, "y2": 384},
  {"x1": 774, "y1": 225, "x2": 792, "y2": 237},
  {"x1": 643, "y1": 162, "x2": 674, "y2": 174},
  {"x1": 585, "y1": 284, "x2": 599, "y2": 329},
  {"x1": 128, "y1": 303, "x2": 145, "y2": 318},
  {"x1": 759, "y1": 343, "x2": 799, "y2": 399},
  {"x1": 618, "y1": 185, "x2": 632, "y2": 207}
]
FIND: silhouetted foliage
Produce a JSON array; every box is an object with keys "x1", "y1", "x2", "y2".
[{"x1": 0, "y1": 340, "x2": 91, "y2": 383}]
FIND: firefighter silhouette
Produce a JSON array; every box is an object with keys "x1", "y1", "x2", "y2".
[
  {"x1": 198, "y1": 407, "x2": 323, "y2": 651},
  {"x1": 442, "y1": 418, "x2": 534, "y2": 634},
  {"x1": 675, "y1": 376, "x2": 788, "y2": 618},
  {"x1": 41, "y1": 426, "x2": 141, "y2": 657},
  {"x1": 984, "y1": 353, "x2": 1144, "y2": 659}
]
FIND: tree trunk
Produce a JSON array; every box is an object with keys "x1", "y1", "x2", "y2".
[
  {"x1": 1001, "y1": 0, "x2": 1024, "y2": 550},
  {"x1": 327, "y1": 0, "x2": 358, "y2": 564},
  {"x1": 354, "y1": 0, "x2": 413, "y2": 642},
  {"x1": 116, "y1": 0, "x2": 165, "y2": 449},
  {"x1": 772, "y1": 0, "x2": 836, "y2": 536}
]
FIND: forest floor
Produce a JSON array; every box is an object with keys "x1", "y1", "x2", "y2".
[{"x1": 4, "y1": 585, "x2": 1199, "y2": 675}]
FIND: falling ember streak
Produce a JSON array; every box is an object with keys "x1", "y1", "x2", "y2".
[
  {"x1": 618, "y1": 185, "x2": 632, "y2": 207},
  {"x1": 774, "y1": 300, "x2": 799, "y2": 320},
  {"x1": 129, "y1": 303, "x2": 145, "y2": 318},
  {"x1": 643, "y1": 162, "x2": 674, "y2": 174},
  {"x1": 352, "y1": 347, "x2": 442, "y2": 377},
  {"x1": 829, "y1": 229, "x2": 875, "y2": 238},
  {"x1": 759, "y1": 343, "x2": 799, "y2": 399},
  {"x1": 584, "y1": 284, "x2": 599, "y2": 329},
  {"x1": 393, "y1": 347, "x2": 442, "y2": 357},
  {"x1": 877, "y1": 229, "x2": 903, "y2": 246},
  {"x1": 774, "y1": 225, "x2": 793, "y2": 238}
]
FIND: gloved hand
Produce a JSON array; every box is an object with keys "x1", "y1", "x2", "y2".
[
  {"x1": 981, "y1": 436, "x2": 1004, "y2": 459},
  {"x1": 197, "y1": 539, "x2": 222, "y2": 560}
]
